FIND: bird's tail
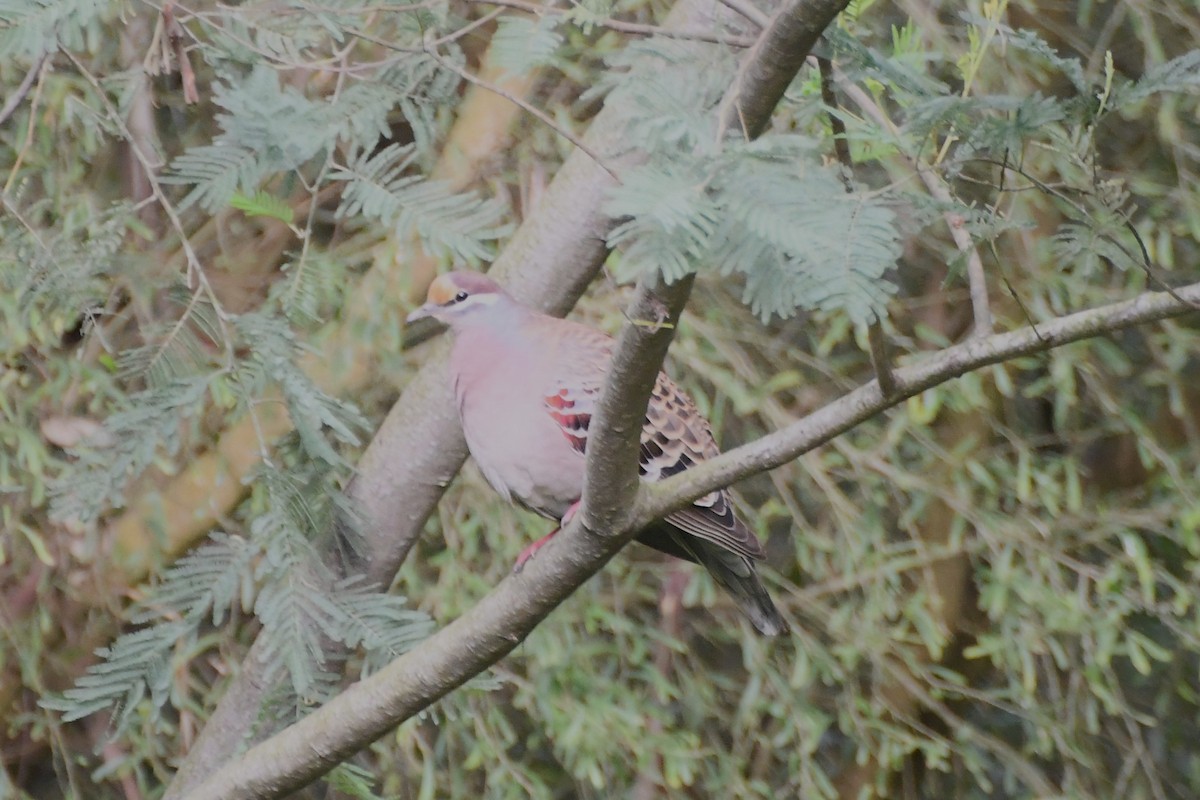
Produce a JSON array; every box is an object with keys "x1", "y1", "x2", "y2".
[{"x1": 690, "y1": 539, "x2": 788, "y2": 636}]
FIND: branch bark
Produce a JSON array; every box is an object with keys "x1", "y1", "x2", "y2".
[
  {"x1": 634, "y1": 280, "x2": 1200, "y2": 528},
  {"x1": 720, "y1": 0, "x2": 849, "y2": 140},
  {"x1": 581, "y1": 275, "x2": 696, "y2": 535},
  {"x1": 0, "y1": 52, "x2": 46, "y2": 129}
]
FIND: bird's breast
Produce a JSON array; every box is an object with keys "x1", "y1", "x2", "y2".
[{"x1": 450, "y1": 335, "x2": 584, "y2": 520}]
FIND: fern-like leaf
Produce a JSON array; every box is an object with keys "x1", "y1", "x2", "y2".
[
  {"x1": 255, "y1": 571, "x2": 340, "y2": 698},
  {"x1": 606, "y1": 162, "x2": 721, "y2": 283},
  {"x1": 329, "y1": 577, "x2": 435, "y2": 675},
  {"x1": 235, "y1": 313, "x2": 368, "y2": 466},
  {"x1": 49, "y1": 376, "x2": 212, "y2": 523},
  {"x1": 230, "y1": 190, "x2": 295, "y2": 224},
  {"x1": 0, "y1": 0, "x2": 107, "y2": 58},
  {"x1": 162, "y1": 144, "x2": 264, "y2": 213},
  {"x1": 332, "y1": 144, "x2": 508, "y2": 263},
  {"x1": 490, "y1": 15, "x2": 563, "y2": 76},
  {"x1": 40, "y1": 621, "x2": 190, "y2": 733},
  {"x1": 131, "y1": 534, "x2": 257, "y2": 627},
  {"x1": 1119, "y1": 51, "x2": 1200, "y2": 105}
]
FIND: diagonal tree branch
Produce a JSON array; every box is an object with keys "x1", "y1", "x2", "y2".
[
  {"x1": 163, "y1": 0, "x2": 750, "y2": 794},
  {"x1": 581, "y1": 0, "x2": 851, "y2": 563},
  {"x1": 720, "y1": 0, "x2": 849, "y2": 140},
  {"x1": 0, "y1": 52, "x2": 47, "y2": 129},
  {"x1": 635, "y1": 280, "x2": 1200, "y2": 527},
  {"x1": 179, "y1": 277, "x2": 1200, "y2": 800},
  {"x1": 580, "y1": 275, "x2": 696, "y2": 535},
  {"x1": 176, "y1": 0, "x2": 851, "y2": 796}
]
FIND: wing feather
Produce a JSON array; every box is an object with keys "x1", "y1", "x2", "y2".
[{"x1": 540, "y1": 335, "x2": 765, "y2": 562}]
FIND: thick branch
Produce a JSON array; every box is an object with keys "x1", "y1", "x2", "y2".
[
  {"x1": 583, "y1": 0, "x2": 851, "y2": 533},
  {"x1": 634, "y1": 280, "x2": 1200, "y2": 528},
  {"x1": 720, "y1": 0, "x2": 850, "y2": 139},
  {"x1": 176, "y1": 488, "x2": 657, "y2": 800},
  {"x1": 165, "y1": 0, "x2": 745, "y2": 794},
  {"x1": 177, "y1": 0, "x2": 849, "y2": 794},
  {"x1": 580, "y1": 275, "x2": 695, "y2": 534}
]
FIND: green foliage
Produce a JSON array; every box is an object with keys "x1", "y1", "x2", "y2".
[
  {"x1": 234, "y1": 312, "x2": 368, "y2": 466},
  {"x1": 0, "y1": 198, "x2": 131, "y2": 354},
  {"x1": 229, "y1": 190, "x2": 295, "y2": 224},
  {"x1": 600, "y1": 39, "x2": 900, "y2": 322},
  {"x1": 0, "y1": 0, "x2": 109, "y2": 58},
  {"x1": 326, "y1": 762, "x2": 393, "y2": 800},
  {"x1": 41, "y1": 621, "x2": 190, "y2": 728},
  {"x1": 332, "y1": 143, "x2": 509, "y2": 264},
  {"x1": 49, "y1": 377, "x2": 212, "y2": 524},
  {"x1": 596, "y1": 39, "x2": 733, "y2": 152},
  {"x1": 1119, "y1": 50, "x2": 1200, "y2": 103},
  {"x1": 46, "y1": 460, "x2": 433, "y2": 738},
  {"x1": 131, "y1": 534, "x2": 258, "y2": 627},
  {"x1": 490, "y1": 15, "x2": 564, "y2": 76}
]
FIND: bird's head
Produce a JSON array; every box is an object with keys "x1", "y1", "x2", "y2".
[{"x1": 406, "y1": 271, "x2": 512, "y2": 329}]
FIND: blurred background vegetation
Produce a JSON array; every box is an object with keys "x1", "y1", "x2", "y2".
[{"x1": 2, "y1": 0, "x2": 1200, "y2": 797}]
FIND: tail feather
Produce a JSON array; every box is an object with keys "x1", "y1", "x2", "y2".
[
  {"x1": 640, "y1": 524, "x2": 787, "y2": 636},
  {"x1": 695, "y1": 542, "x2": 788, "y2": 636}
]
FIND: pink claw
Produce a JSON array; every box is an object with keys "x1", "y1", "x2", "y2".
[
  {"x1": 511, "y1": 501, "x2": 583, "y2": 573},
  {"x1": 513, "y1": 528, "x2": 559, "y2": 572}
]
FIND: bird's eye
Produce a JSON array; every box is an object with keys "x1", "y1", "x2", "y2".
[{"x1": 454, "y1": 291, "x2": 469, "y2": 303}]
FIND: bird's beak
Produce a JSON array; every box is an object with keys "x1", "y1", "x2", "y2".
[{"x1": 406, "y1": 303, "x2": 436, "y2": 324}]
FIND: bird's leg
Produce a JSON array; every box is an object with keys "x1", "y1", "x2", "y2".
[
  {"x1": 512, "y1": 501, "x2": 581, "y2": 572},
  {"x1": 513, "y1": 529, "x2": 558, "y2": 572}
]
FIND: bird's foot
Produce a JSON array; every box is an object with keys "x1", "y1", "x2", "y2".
[
  {"x1": 560, "y1": 499, "x2": 581, "y2": 528},
  {"x1": 513, "y1": 529, "x2": 558, "y2": 573},
  {"x1": 511, "y1": 501, "x2": 584, "y2": 573}
]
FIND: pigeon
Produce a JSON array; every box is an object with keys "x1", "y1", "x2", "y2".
[{"x1": 408, "y1": 271, "x2": 786, "y2": 635}]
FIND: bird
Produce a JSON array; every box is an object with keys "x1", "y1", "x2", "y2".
[{"x1": 407, "y1": 270, "x2": 786, "y2": 636}]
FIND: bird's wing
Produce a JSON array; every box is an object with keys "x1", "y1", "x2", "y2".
[
  {"x1": 641, "y1": 374, "x2": 765, "y2": 561},
  {"x1": 541, "y1": 328, "x2": 764, "y2": 561}
]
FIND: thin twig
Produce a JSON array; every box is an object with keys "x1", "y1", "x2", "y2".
[
  {"x1": 426, "y1": 5, "x2": 504, "y2": 48},
  {"x1": 1000, "y1": 273, "x2": 1045, "y2": 341},
  {"x1": 880, "y1": 661, "x2": 1058, "y2": 798},
  {"x1": 341, "y1": 22, "x2": 623, "y2": 184},
  {"x1": 0, "y1": 52, "x2": 47, "y2": 129},
  {"x1": 816, "y1": 56, "x2": 853, "y2": 188},
  {"x1": 63, "y1": 51, "x2": 236, "y2": 365},
  {"x1": 419, "y1": 32, "x2": 623, "y2": 184},
  {"x1": 3, "y1": 56, "x2": 48, "y2": 194},
  {"x1": 832, "y1": 65, "x2": 995, "y2": 337},
  {"x1": 969, "y1": 155, "x2": 1200, "y2": 312},
  {"x1": 718, "y1": 0, "x2": 770, "y2": 27},
  {"x1": 866, "y1": 320, "x2": 896, "y2": 396},
  {"x1": 465, "y1": 0, "x2": 757, "y2": 47},
  {"x1": 954, "y1": 207, "x2": 993, "y2": 336},
  {"x1": 163, "y1": 2, "x2": 200, "y2": 104},
  {"x1": 817, "y1": 55, "x2": 897, "y2": 396}
]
